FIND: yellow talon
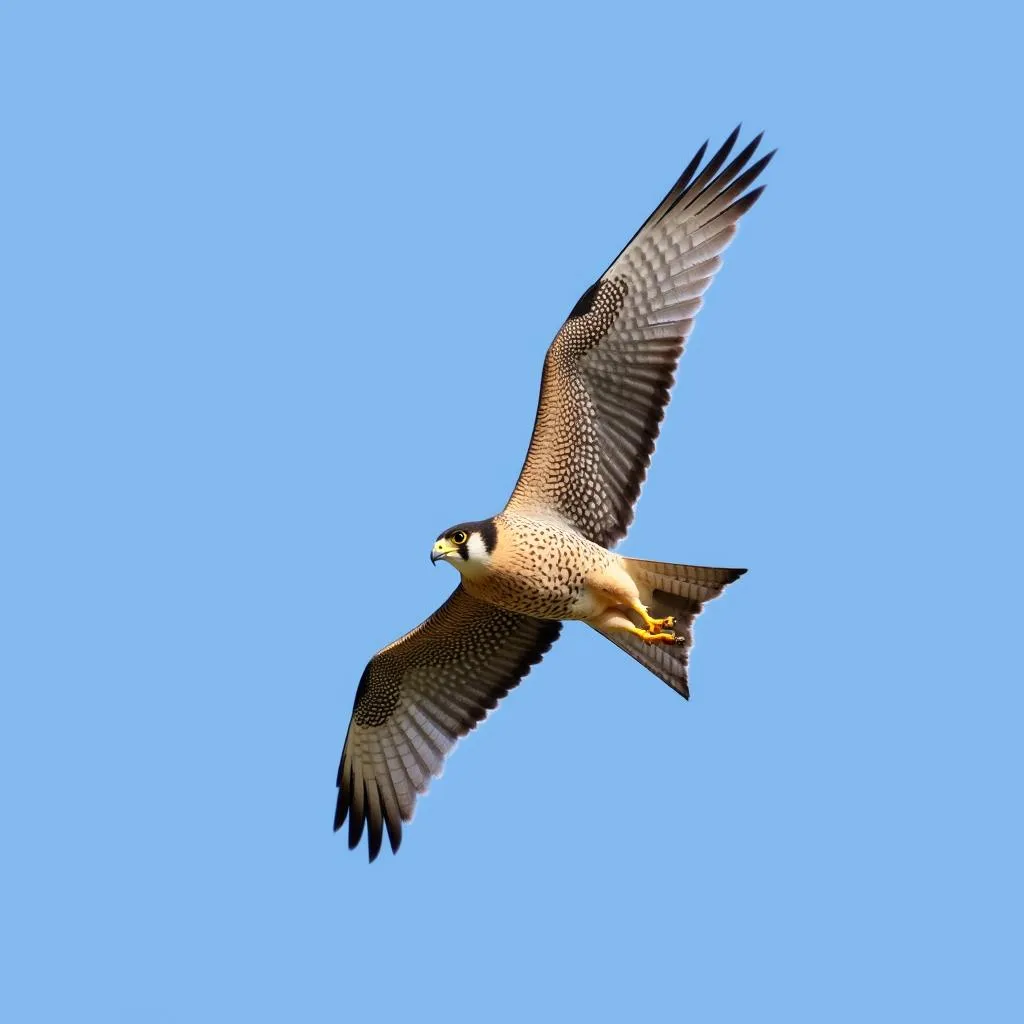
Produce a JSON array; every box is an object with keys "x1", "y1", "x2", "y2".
[
  {"x1": 633, "y1": 604, "x2": 675, "y2": 634},
  {"x1": 626, "y1": 625, "x2": 679, "y2": 645}
]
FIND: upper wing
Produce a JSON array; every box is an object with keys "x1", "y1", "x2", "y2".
[
  {"x1": 504, "y1": 128, "x2": 772, "y2": 546},
  {"x1": 334, "y1": 585, "x2": 561, "y2": 861}
]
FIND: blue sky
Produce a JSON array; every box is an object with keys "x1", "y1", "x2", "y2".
[{"x1": 2, "y1": 2, "x2": 1021, "y2": 1020}]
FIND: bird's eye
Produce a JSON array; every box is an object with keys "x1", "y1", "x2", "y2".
[{"x1": 450, "y1": 531, "x2": 468, "y2": 545}]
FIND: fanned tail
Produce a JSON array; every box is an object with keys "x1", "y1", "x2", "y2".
[{"x1": 594, "y1": 560, "x2": 746, "y2": 699}]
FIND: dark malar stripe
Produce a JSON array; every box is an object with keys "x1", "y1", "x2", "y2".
[{"x1": 480, "y1": 518, "x2": 498, "y2": 554}]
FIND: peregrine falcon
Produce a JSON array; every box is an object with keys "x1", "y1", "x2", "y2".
[{"x1": 336, "y1": 128, "x2": 771, "y2": 860}]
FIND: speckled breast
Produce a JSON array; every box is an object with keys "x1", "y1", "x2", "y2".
[{"x1": 462, "y1": 513, "x2": 615, "y2": 621}]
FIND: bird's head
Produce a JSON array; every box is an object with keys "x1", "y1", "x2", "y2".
[{"x1": 431, "y1": 519, "x2": 498, "y2": 575}]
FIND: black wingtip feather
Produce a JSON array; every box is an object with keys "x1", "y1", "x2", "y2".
[
  {"x1": 334, "y1": 755, "x2": 351, "y2": 831},
  {"x1": 700, "y1": 125, "x2": 742, "y2": 180},
  {"x1": 385, "y1": 813, "x2": 402, "y2": 855},
  {"x1": 348, "y1": 825, "x2": 363, "y2": 851},
  {"x1": 692, "y1": 150, "x2": 775, "y2": 221},
  {"x1": 691, "y1": 132, "x2": 764, "y2": 205},
  {"x1": 675, "y1": 140, "x2": 709, "y2": 195},
  {"x1": 724, "y1": 184, "x2": 766, "y2": 219},
  {"x1": 367, "y1": 793, "x2": 384, "y2": 863},
  {"x1": 743, "y1": 150, "x2": 776, "y2": 183},
  {"x1": 348, "y1": 782, "x2": 366, "y2": 851},
  {"x1": 659, "y1": 127, "x2": 742, "y2": 226}
]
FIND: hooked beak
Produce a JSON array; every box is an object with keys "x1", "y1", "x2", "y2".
[{"x1": 431, "y1": 538, "x2": 457, "y2": 565}]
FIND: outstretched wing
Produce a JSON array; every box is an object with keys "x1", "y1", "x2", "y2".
[
  {"x1": 505, "y1": 127, "x2": 772, "y2": 546},
  {"x1": 335, "y1": 586, "x2": 561, "y2": 861}
]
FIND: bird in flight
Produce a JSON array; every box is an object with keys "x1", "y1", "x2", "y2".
[{"x1": 336, "y1": 127, "x2": 771, "y2": 861}]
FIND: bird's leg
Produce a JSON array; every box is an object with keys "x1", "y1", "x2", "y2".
[
  {"x1": 592, "y1": 609, "x2": 680, "y2": 645},
  {"x1": 625, "y1": 625, "x2": 679, "y2": 645},
  {"x1": 630, "y1": 602, "x2": 675, "y2": 635}
]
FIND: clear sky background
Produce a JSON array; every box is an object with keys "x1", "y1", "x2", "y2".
[{"x1": 2, "y1": 2, "x2": 1021, "y2": 1021}]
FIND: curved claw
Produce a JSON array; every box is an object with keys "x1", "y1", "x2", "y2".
[
  {"x1": 634, "y1": 628, "x2": 678, "y2": 645},
  {"x1": 632, "y1": 603, "x2": 675, "y2": 635}
]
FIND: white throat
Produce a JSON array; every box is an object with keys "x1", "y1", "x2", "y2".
[{"x1": 458, "y1": 532, "x2": 492, "y2": 579}]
